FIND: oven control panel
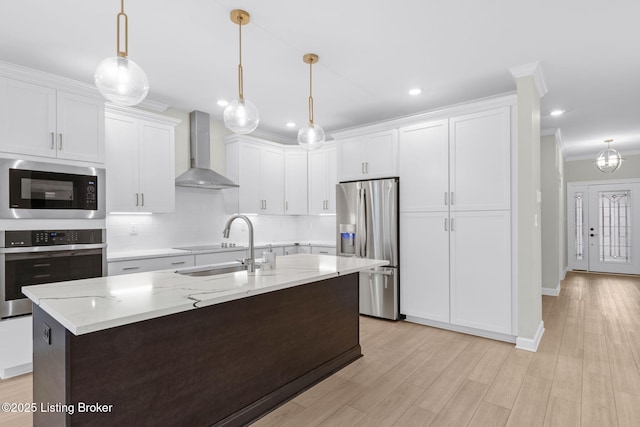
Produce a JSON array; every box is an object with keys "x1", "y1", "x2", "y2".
[{"x1": 4, "y1": 229, "x2": 104, "y2": 247}]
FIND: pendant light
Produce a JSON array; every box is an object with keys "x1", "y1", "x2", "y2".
[
  {"x1": 223, "y1": 9, "x2": 259, "y2": 134},
  {"x1": 297, "y1": 53, "x2": 325, "y2": 149},
  {"x1": 595, "y1": 139, "x2": 624, "y2": 173},
  {"x1": 94, "y1": 0, "x2": 149, "y2": 106}
]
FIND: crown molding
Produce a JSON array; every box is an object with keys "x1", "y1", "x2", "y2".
[
  {"x1": 0, "y1": 60, "x2": 169, "y2": 111},
  {"x1": 105, "y1": 104, "x2": 182, "y2": 125},
  {"x1": 509, "y1": 61, "x2": 548, "y2": 98}
]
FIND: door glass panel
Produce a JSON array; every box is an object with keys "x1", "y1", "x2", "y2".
[
  {"x1": 599, "y1": 190, "x2": 631, "y2": 263},
  {"x1": 575, "y1": 192, "x2": 584, "y2": 261}
]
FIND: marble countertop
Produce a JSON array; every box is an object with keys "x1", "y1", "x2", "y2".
[{"x1": 23, "y1": 254, "x2": 386, "y2": 336}]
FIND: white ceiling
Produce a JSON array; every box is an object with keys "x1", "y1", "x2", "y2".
[{"x1": 1, "y1": 0, "x2": 639, "y2": 160}]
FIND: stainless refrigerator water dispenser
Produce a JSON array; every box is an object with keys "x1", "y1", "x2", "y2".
[{"x1": 339, "y1": 224, "x2": 356, "y2": 254}]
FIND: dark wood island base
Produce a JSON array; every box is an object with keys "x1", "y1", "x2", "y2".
[{"x1": 32, "y1": 273, "x2": 361, "y2": 426}]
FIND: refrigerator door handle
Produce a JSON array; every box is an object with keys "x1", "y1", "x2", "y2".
[
  {"x1": 356, "y1": 186, "x2": 367, "y2": 257},
  {"x1": 365, "y1": 269, "x2": 394, "y2": 276}
]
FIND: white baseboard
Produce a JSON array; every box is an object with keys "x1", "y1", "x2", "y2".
[
  {"x1": 403, "y1": 316, "x2": 517, "y2": 344},
  {"x1": 542, "y1": 283, "x2": 560, "y2": 296},
  {"x1": 561, "y1": 267, "x2": 569, "y2": 281},
  {"x1": 515, "y1": 320, "x2": 545, "y2": 352}
]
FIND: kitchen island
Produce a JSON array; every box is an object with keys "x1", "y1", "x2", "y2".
[{"x1": 23, "y1": 254, "x2": 387, "y2": 426}]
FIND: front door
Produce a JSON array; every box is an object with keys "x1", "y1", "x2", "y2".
[{"x1": 568, "y1": 181, "x2": 640, "y2": 275}]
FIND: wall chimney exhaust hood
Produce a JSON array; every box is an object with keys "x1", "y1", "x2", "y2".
[{"x1": 175, "y1": 111, "x2": 239, "y2": 189}]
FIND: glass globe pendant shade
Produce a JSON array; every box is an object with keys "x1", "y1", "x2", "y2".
[
  {"x1": 94, "y1": 56, "x2": 149, "y2": 106},
  {"x1": 223, "y1": 98, "x2": 259, "y2": 134},
  {"x1": 297, "y1": 122, "x2": 326, "y2": 150},
  {"x1": 595, "y1": 148, "x2": 623, "y2": 173}
]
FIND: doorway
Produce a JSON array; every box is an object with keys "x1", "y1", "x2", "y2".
[{"x1": 567, "y1": 180, "x2": 640, "y2": 275}]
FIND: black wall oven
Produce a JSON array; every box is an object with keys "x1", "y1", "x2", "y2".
[
  {"x1": 0, "y1": 159, "x2": 105, "y2": 219},
  {"x1": 0, "y1": 229, "x2": 107, "y2": 319}
]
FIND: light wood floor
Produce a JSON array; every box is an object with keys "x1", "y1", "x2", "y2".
[{"x1": 2, "y1": 271, "x2": 639, "y2": 426}]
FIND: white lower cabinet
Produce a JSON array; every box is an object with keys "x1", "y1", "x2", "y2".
[
  {"x1": 450, "y1": 211, "x2": 511, "y2": 334},
  {"x1": 400, "y1": 212, "x2": 450, "y2": 323},
  {"x1": 400, "y1": 210, "x2": 511, "y2": 335},
  {"x1": 311, "y1": 246, "x2": 336, "y2": 255},
  {"x1": 109, "y1": 255, "x2": 194, "y2": 276}
]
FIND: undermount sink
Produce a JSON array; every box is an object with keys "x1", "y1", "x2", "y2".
[{"x1": 175, "y1": 261, "x2": 259, "y2": 277}]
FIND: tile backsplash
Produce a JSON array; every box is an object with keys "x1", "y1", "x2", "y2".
[{"x1": 106, "y1": 187, "x2": 336, "y2": 253}]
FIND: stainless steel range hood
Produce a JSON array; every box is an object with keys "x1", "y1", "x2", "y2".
[{"x1": 175, "y1": 111, "x2": 239, "y2": 189}]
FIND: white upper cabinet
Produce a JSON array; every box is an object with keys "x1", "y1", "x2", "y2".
[
  {"x1": 399, "y1": 120, "x2": 449, "y2": 212},
  {"x1": 308, "y1": 144, "x2": 336, "y2": 214},
  {"x1": 284, "y1": 149, "x2": 308, "y2": 214},
  {"x1": 337, "y1": 129, "x2": 398, "y2": 182},
  {"x1": 449, "y1": 107, "x2": 511, "y2": 211},
  {"x1": 0, "y1": 76, "x2": 104, "y2": 163},
  {"x1": 226, "y1": 136, "x2": 285, "y2": 214},
  {"x1": 105, "y1": 109, "x2": 178, "y2": 213}
]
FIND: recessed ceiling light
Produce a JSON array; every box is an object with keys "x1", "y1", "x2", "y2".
[
  {"x1": 217, "y1": 99, "x2": 229, "y2": 107},
  {"x1": 408, "y1": 88, "x2": 422, "y2": 96},
  {"x1": 550, "y1": 109, "x2": 565, "y2": 116},
  {"x1": 286, "y1": 122, "x2": 296, "y2": 128}
]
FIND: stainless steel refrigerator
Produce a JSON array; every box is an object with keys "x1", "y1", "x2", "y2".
[{"x1": 336, "y1": 177, "x2": 399, "y2": 320}]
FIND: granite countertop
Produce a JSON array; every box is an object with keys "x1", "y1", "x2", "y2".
[{"x1": 23, "y1": 254, "x2": 386, "y2": 336}]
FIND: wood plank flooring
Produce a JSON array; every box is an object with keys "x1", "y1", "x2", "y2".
[{"x1": 1, "y1": 271, "x2": 639, "y2": 426}]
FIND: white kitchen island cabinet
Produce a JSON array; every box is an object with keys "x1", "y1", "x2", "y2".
[
  {"x1": 399, "y1": 103, "x2": 514, "y2": 340},
  {"x1": 307, "y1": 144, "x2": 337, "y2": 214},
  {"x1": 105, "y1": 107, "x2": 180, "y2": 213},
  {"x1": 0, "y1": 76, "x2": 104, "y2": 164},
  {"x1": 225, "y1": 136, "x2": 285, "y2": 214},
  {"x1": 337, "y1": 129, "x2": 398, "y2": 182}
]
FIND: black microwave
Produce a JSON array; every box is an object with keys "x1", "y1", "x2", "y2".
[{"x1": 0, "y1": 159, "x2": 105, "y2": 219}]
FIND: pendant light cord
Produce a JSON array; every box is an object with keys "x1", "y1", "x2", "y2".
[
  {"x1": 116, "y1": 0, "x2": 128, "y2": 57},
  {"x1": 308, "y1": 61, "x2": 314, "y2": 124},
  {"x1": 238, "y1": 15, "x2": 244, "y2": 100}
]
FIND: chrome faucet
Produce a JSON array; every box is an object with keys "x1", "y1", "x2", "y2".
[{"x1": 222, "y1": 214, "x2": 255, "y2": 273}]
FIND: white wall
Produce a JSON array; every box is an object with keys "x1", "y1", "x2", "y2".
[
  {"x1": 565, "y1": 153, "x2": 640, "y2": 182},
  {"x1": 540, "y1": 133, "x2": 566, "y2": 294}
]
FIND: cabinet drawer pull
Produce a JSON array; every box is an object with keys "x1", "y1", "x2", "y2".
[
  {"x1": 362, "y1": 163, "x2": 365, "y2": 174},
  {"x1": 123, "y1": 266, "x2": 140, "y2": 271},
  {"x1": 319, "y1": 251, "x2": 329, "y2": 254},
  {"x1": 33, "y1": 263, "x2": 51, "y2": 268},
  {"x1": 50, "y1": 132, "x2": 55, "y2": 149},
  {"x1": 444, "y1": 218, "x2": 448, "y2": 231},
  {"x1": 136, "y1": 193, "x2": 139, "y2": 206},
  {"x1": 58, "y1": 133, "x2": 63, "y2": 150},
  {"x1": 444, "y1": 192, "x2": 448, "y2": 205},
  {"x1": 450, "y1": 192, "x2": 455, "y2": 205},
  {"x1": 33, "y1": 274, "x2": 51, "y2": 279},
  {"x1": 141, "y1": 193, "x2": 144, "y2": 207},
  {"x1": 171, "y1": 261, "x2": 186, "y2": 265}
]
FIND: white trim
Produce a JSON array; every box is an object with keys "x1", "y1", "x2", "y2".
[
  {"x1": 541, "y1": 284, "x2": 560, "y2": 296},
  {"x1": 515, "y1": 320, "x2": 545, "y2": 352},
  {"x1": 105, "y1": 105, "x2": 182, "y2": 126},
  {"x1": 565, "y1": 149, "x2": 640, "y2": 162},
  {"x1": 330, "y1": 93, "x2": 516, "y2": 140},
  {"x1": 509, "y1": 61, "x2": 548, "y2": 98},
  {"x1": 403, "y1": 316, "x2": 517, "y2": 344}
]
